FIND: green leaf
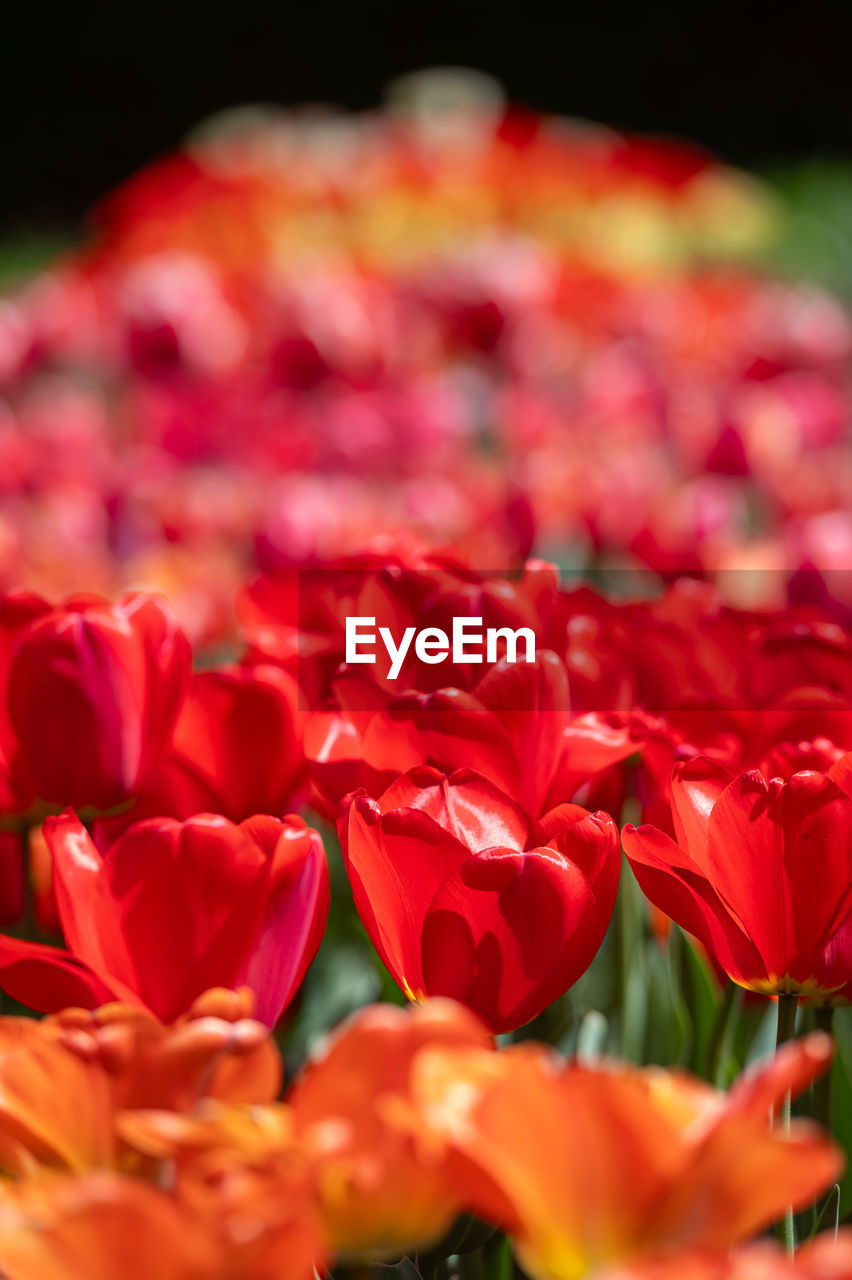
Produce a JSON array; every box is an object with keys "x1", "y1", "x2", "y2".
[
  {"x1": 827, "y1": 1009, "x2": 852, "y2": 1220},
  {"x1": 807, "y1": 1184, "x2": 840, "y2": 1242},
  {"x1": 483, "y1": 1234, "x2": 513, "y2": 1280},
  {"x1": 677, "y1": 933, "x2": 723, "y2": 1076}
]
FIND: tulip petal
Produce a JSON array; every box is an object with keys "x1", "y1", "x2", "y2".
[
  {"x1": 342, "y1": 792, "x2": 470, "y2": 996},
  {"x1": 670, "y1": 756, "x2": 733, "y2": 868},
  {"x1": 622, "y1": 824, "x2": 766, "y2": 987},
  {"x1": 47, "y1": 811, "x2": 129, "y2": 988},
  {"x1": 236, "y1": 818, "x2": 330, "y2": 1027},
  {"x1": 420, "y1": 847, "x2": 601, "y2": 1032},
  {"x1": 379, "y1": 767, "x2": 530, "y2": 852},
  {"x1": 0, "y1": 935, "x2": 122, "y2": 1014},
  {"x1": 94, "y1": 817, "x2": 271, "y2": 1022}
]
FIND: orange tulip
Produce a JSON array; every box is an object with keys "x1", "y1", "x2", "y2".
[
  {"x1": 122, "y1": 998, "x2": 492, "y2": 1265},
  {"x1": 411, "y1": 1033, "x2": 842, "y2": 1280},
  {"x1": 51, "y1": 986, "x2": 282, "y2": 1111},
  {"x1": 0, "y1": 1017, "x2": 114, "y2": 1174},
  {"x1": 0, "y1": 1172, "x2": 215, "y2": 1280},
  {"x1": 0, "y1": 987, "x2": 279, "y2": 1176},
  {"x1": 118, "y1": 1103, "x2": 326, "y2": 1280},
  {"x1": 599, "y1": 1230, "x2": 852, "y2": 1278},
  {"x1": 287, "y1": 998, "x2": 493, "y2": 1261}
]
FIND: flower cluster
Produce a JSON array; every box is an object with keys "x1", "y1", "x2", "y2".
[
  {"x1": 0, "y1": 995, "x2": 845, "y2": 1280},
  {"x1": 1, "y1": 88, "x2": 851, "y2": 643},
  {"x1": 4, "y1": 76, "x2": 852, "y2": 1280},
  {"x1": 0, "y1": 553, "x2": 848, "y2": 1275}
]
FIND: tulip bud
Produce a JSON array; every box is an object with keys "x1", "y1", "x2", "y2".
[{"x1": 7, "y1": 592, "x2": 191, "y2": 811}]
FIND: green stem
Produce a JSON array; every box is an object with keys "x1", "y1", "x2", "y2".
[{"x1": 774, "y1": 993, "x2": 799, "y2": 1256}]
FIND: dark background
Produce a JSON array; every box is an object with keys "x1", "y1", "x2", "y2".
[{"x1": 4, "y1": 1, "x2": 851, "y2": 231}]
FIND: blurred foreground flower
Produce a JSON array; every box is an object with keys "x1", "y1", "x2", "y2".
[
  {"x1": 598, "y1": 1230, "x2": 852, "y2": 1278},
  {"x1": 0, "y1": 988, "x2": 278, "y2": 1176},
  {"x1": 0, "y1": 1172, "x2": 216, "y2": 1280},
  {"x1": 121, "y1": 998, "x2": 492, "y2": 1266},
  {"x1": 411, "y1": 1033, "x2": 842, "y2": 1280}
]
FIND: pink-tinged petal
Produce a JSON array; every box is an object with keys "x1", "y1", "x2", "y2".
[
  {"x1": 0, "y1": 936, "x2": 126, "y2": 1014},
  {"x1": 10, "y1": 608, "x2": 140, "y2": 808},
  {"x1": 420, "y1": 846, "x2": 603, "y2": 1033},
  {"x1": 815, "y1": 909, "x2": 852, "y2": 995},
  {"x1": 378, "y1": 768, "x2": 530, "y2": 852},
  {"x1": 237, "y1": 817, "x2": 329, "y2": 1026},
  {"x1": 622, "y1": 823, "x2": 767, "y2": 987},
  {"x1": 670, "y1": 756, "x2": 734, "y2": 869},
  {"x1": 8, "y1": 592, "x2": 190, "y2": 811}
]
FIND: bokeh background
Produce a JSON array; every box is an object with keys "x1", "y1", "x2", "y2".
[{"x1": 4, "y1": 0, "x2": 852, "y2": 292}]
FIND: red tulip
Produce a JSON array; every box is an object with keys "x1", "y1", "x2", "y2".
[
  {"x1": 307, "y1": 652, "x2": 644, "y2": 819},
  {"x1": 340, "y1": 766, "x2": 620, "y2": 1032},
  {"x1": 239, "y1": 549, "x2": 566, "y2": 708},
  {"x1": 0, "y1": 811, "x2": 328, "y2": 1025},
  {"x1": 97, "y1": 663, "x2": 306, "y2": 834},
  {"x1": 623, "y1": 754, "x2": 852, "y2": 996},
  {"x1": 7, "y1": 592, "x2": 191, "y2": 811},
  {"x1": 0, "y1": 591, "x2": 54, "y2": 817}
]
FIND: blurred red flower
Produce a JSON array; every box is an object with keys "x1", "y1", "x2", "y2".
[
  {"x1": 306, "y1": 651, "x2": 644, "y2": 819},
  {"x1": 5, "y1": 591, "x2": 191, "y2": 812}
]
